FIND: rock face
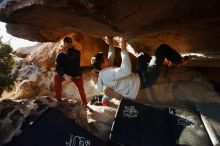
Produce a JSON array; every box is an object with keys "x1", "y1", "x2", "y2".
[
  {"x1": 16, "y1": 80, "x2": 40, "y2": 98},
  {"x1": 10, "y1": 59, "x2": 55, "y2": 98},
  {"x1": 15, "y1": 43, "x2": 41, "y2": 58},
  {"x1": 1, "y1": 0, "x2": 220, "y2": 59},
  {"x1": 2, "y1": 57, "x2": 100, "y2": 103}
]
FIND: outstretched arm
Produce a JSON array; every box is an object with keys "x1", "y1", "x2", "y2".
[
  {"x1": 99, "y1": 37, "x2": 132, "y2": 81},
  {"x1": 118, "y1": 37, "x2": 132, "y2": 74},
  {"x1": 107, "y1": 36, "x2": 115, "y2": 66},
  {"x1": 121, "y1": 37, "x2": 126, "y2": 51}
]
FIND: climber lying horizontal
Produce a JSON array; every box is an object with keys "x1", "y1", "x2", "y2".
[{"x1": 91, "y1": 36, "x2": 189, "y2": 102}]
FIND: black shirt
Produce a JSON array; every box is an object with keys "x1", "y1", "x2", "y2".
[{"x1": 55, "y1": 47, "x2": 81, "y2": 77}]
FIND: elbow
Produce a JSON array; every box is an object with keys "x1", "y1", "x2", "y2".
[
  {"x1": 123, "y1": 69, "x2": 132, "y2": 76},
  {"x1": 122, "y1": 64, "x2": 132, "y2": 75},
  {"x1": 120, "y1": 65, "x2": 132, "y2": 77},
  {"x1": 127, "y1": 70, "x2": 132, "y2": 75}
]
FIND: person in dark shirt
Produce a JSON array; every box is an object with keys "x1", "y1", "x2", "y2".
[{"x1": 54, "y1": 37, "x2": 88, "y2": 107}]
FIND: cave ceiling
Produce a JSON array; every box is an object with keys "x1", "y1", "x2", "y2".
[{"x1": 1, "y1": 0, "x2": 220, "y2": 67}]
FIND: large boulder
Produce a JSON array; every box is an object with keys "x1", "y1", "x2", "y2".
[
  {"x1": 0, "y1": 0, "x2": 220, "y2": 61},
  {"x1": 16, "y1": 80, "x2": 40, "y2": 98},
  {"x1": 2, "y1": 57, "x2": 100, "y2": 103},
  {"x1": 15, "y1": 43, "x2": 41, "y2": 58}
]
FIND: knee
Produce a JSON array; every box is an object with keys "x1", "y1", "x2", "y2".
[
  {"x1": 155, "y1": 44, "x2": 170, "y2": 54},
  {"x1": 158, "y1": 44, "x2": 170, "y2": 49},
  {"x1": 160, "y1": 44, "x2": 169, "y2": 47}
]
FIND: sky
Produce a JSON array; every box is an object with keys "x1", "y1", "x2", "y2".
[{"x1": 0, "y1": 21, "x2": 38, "y2": 50}]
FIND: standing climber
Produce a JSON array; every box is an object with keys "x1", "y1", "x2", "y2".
[{"x1": 54, "y1": 37, "x2": 88, "y2": 107}]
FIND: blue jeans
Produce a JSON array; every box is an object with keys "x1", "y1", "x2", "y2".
[{"x1": 136, "y1": 44, "x2": 182, "y2": 89}]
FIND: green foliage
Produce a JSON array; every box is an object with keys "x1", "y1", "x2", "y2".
[{"x1": 0, "y1": 41, "x2": 17, "y2": 91}]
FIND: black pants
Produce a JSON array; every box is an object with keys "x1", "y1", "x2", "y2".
[{"x1": 136, "y1": 44, "x2": 182, "y2": 89}]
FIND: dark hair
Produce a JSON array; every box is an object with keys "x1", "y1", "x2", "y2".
[
  {"x1": 63, "y1": 37, "x2": 72, "y2": 43},
  {"x1": 91, "y1": 52, "x2": 104, "y2": 70}
]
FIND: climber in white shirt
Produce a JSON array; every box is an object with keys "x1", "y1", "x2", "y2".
[{"x1": 91, "y1": 36, "x2": 189, "y2": 101}]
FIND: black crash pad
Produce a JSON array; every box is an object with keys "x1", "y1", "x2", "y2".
[
  {"x1": 110, "y1": 98, "x2": 212, "y2": 146},
  {"x1": 7, "y1": 108, "x2": 105, "y2": 146}
]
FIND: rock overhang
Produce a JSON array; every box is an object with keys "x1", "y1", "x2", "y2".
[{"x1": 1, "y1": 0, "x2": 220, "y2": 66}]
